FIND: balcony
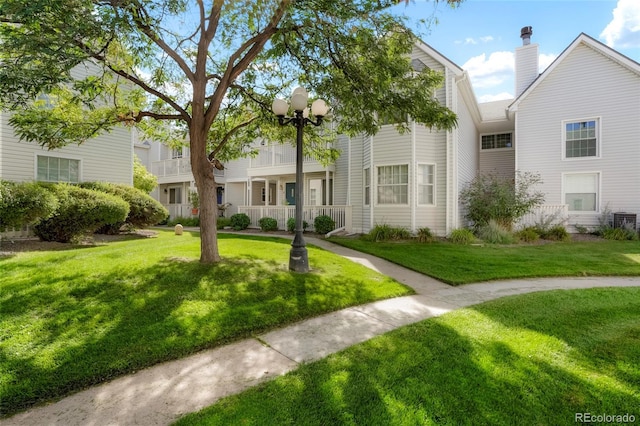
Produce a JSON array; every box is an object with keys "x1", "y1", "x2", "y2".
[
  {"x1": 152, "y1": 157, "x2": 224, "y2": 182},
  {"x1": 248, "y1": 144, "x2": 334, "y2": 176}
]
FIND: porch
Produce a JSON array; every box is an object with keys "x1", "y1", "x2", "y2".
[{"x1": 237, "y1": 205, "x2": 352, "y2": 233}]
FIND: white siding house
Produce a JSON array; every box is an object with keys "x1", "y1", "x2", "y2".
[
  {"x1": 1, "y1": 62, "x2": 134, "y2": 186},
  {"x1": 0, "y1": 113, "x2": 133, "y2": 185},
  {"x1": 509, "y1": 33, "x2": 640, "y2": 230},
  {"x1": 142, "y1": 29, "x2": 640, "y2": 235}
]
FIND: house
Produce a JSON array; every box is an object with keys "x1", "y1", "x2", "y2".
[
  {"x1": 1, "y1": 63, "x2": 135, "y2": 187},
  {"x1": 147, "y1": 28, "x2": 640, "y2": 235},
  {"x1": 508, "y1": 31, "x2": 640, "y2": 231}
]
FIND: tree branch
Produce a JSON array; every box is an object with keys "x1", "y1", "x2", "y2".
[
  {"x1": 128, "y1": 0, "x2": 195, "y2": 82},
  {"x1": 205, "y1": 0, "x2": 291, "y2": 127},
  {"x1": 208, "y1": 116, "x2": 259, "y2": 160}
]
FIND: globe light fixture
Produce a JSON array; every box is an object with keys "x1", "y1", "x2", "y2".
[{"x1": 272, "y1": 87, "x2": 329, "y2": 272}]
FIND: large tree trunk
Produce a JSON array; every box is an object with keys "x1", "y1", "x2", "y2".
[{"x1": 190, "y1": 125, "x2": 221, "y2": 264}]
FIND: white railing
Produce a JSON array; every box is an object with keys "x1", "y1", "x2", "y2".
[
  {"x1": 517, "y1": 204, "x2": 569, "y2": 228},
  {"x1": 250, "y1": 145, "x2": 317, "y2": 168},
  {"x1": 167, "y1": 204, "x2": 196, "y2": 219},
  {"x1": 152, "y1": 158, "x2": 224, "y2": 178},
  {"x1": 237, "y1": 205, "x2": 352, "y2": 233},
  {"x1": 0, "y1": 225, "x2": 35, "y2": 240}
]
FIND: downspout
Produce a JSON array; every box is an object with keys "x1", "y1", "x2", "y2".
[
  {"x1": 370, "y1": 135, "x2": 375, "y2": 231},
  {"x1": 411, "y1": 120, "x2": 416, "y2": 232},
  {"x1": 347, "y1": 136, "x2": 351, "y2": 205}
]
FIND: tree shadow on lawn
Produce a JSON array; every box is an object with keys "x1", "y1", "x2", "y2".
[
  {"x1": 178, "y1": 289, "x2": 640, "y2": 425},
  {"x1": 0, "y1": 250, "x2": 380, "y2": 416}
]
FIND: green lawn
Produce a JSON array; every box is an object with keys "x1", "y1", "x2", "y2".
[
  {"x1": 175, "y1": 287, "x2": 640, "y2": 425},
  {"x1": 0, "y1": 230, "x2": 411, "y2": 415},
  {"x1": 328, "y1": 237, "x2": 640, "y2": 285}
]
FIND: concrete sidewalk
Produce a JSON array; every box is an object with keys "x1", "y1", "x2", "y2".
[{"x1": 3, "y1": 236, "x2": 639, "y2": 426}]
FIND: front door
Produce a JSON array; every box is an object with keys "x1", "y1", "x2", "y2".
[{"x1": 286, "y1": 182, "x2": 296, "y2": 205}]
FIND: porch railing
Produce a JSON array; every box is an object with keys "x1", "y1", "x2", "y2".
[
  {"x1": 0, "y1": 225, "x2": 34, "y2": 240},
  {"x1": 152, "y1": 158, "x2": 224, "y2": 178},
  {"x1": 250, "y1": 144, "x2": 317, "y2": 168},
  {"x1": 237, "y1": 205, "x2": 352, "y2": 233},
  {"x1": 516, "y1": 204, "x2": 569, "y2": 228}
]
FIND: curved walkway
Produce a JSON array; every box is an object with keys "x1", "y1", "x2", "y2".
[{"x1": 3, "y1": 235, "x2": 639, "y2": 426}]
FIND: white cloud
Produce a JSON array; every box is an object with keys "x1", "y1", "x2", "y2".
[
  {"x1": 538, "y1": 53, "x2": 557, "y2": 73},
  {"x1": 455, "y1": 35, "x2": 495, "y2": 45},
  {"x1": 600, "y1": 0, "x2": 640, "y2": 48},
  {"x1": 462, "y1": 51, "x2": 514, "y2": 89}
]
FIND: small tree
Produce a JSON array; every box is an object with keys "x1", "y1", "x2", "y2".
[{"x1": 460, "y1": 171, "x2": 545, "y2": 231}]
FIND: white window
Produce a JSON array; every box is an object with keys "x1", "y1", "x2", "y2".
[
  {"x1": 564, "y1": 173, "x2": 599, "y2": 212},
  {"x1": 364, "y1": 168, "x2": 370, "y2": 206},
  {"x1": 564, "y1": 119, "x2": 598, "y2": 159},
  {"x1": 417, "y1": 164, "x2": 435, "y2": 205},
  {"x1": 377, "y1": 164, "x2": 408, "y2": 205},
  {"x1": 169, "y1": 187, "x2": 182, "y2": 204},
  {"x1": 481, "y1": 133, "x2": 513, "y2": 150},
  {"x1": 171, "y1": 147, "x2": 183, "y2": 159},
  {"x1": 37, "y1": 156, "x2": 80, "y2": 183}
]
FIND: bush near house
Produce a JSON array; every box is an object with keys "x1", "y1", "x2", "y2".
[
  {"x1": 34, "y1": 184, "x2": 129, "y2": 243},
  {"x1": 314, "y1": 215, "x2": 336, "y2": 235},
  {"x1": 80, "y1": 182, "x2": 168, "y2": 234},
  {"x1": 449, "y1": 228, "x2": 476, "y2": 245},
  {"x1": 477, "y1": 220, "x2": 516, "y2": 244},
  {"x1": 286, "y1": 217, "x2": 309, "y2": 233},
  {"x1": 0, "y1": 180, "x2": 58, "y2": 231},
  {"x1": 230, "y1": 213, "x2": 251, "y2": 231},
  {"x1": 416, "y1": 227, "x2": 435, "y2": 243},
  {"x1": 258, "y1": 217, "x2": 278, "y2": 232},
  {"x1": 460, "y1": 171, "x2": 545, "y2": 231},
  {"x1": 366, "y1": 224, "x2": 411, "y2": 242}
]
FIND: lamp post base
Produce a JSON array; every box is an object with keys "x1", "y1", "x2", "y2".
[{"x1": 289, "y1": 233, "x2": 309, "y2": 273}]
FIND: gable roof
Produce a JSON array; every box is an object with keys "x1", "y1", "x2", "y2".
[{"x1": 509, "y1": 33, "x2": 640, "y2": 112}]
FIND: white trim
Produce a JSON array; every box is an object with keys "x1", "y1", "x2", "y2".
[
  {"x1": 561, "y1": 171, "x2": 602, "y2": 213},
  {"x1": 411, "y1": 120, "x2": 416, "y2": 230},
  {"x1": 374, "y1": 162, "x2": 410, "y2": 206},
  {"x1": 561, "y1": 117, "x2": 601, "y2": 161},
  {"x1": 479, "y1": 131, "x2": 514, "y2": 151},
  {"x1": 34, "y1": 153, "x2": 83, "y2": 183},
  {"x1": 416, "y1": 163, "x2": 436, "y2": 206},
  {"x1": 363, "y1": 167, "x2": 371, "y2": 207}
]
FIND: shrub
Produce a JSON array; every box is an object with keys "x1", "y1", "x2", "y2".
[
  {"x1": 601, "y1": 225, "x2": 639, "y2": 241},
  {"x1": 230, "y1": 213, "x2": 251, "y2": 231},
  {"x1": 314, "y1": 215, "x2": 336, "y2": 235},
  {"x1": 416, "y1": 227, "x2": 435, "y2": 243},
  {"x1": 133, "y1": 155, "x2": 157, "y2": 193},
  {"x1": 217, "y1": 217, "x2": 231, "y2": 229},
  {"x1": 286, "y1": 217, "x2": 309, "y2": 233},
  {"x1": 477, "y1": 220, "x2": 515, "y2": 244},
  {"x1": 516, "y1": 227, "x2": 540, "y2": 243},
  {"x1": 460, "y1": 171, "x2": 545, "y2": 231},
  {"x1": 449, "y1": 228, "x2": 475, "y2": 245},
  {"x1": 166, "y1": 216, "x2": 200, "y2": 227},
  {"x1": 542, "y1": 225, "x2": 570, "y2": 241},
  {"x1": 366, "y1": 224, "x2": 411, "y2": 242},
  {"x1": 258, "y1": 217, "x2": 278, "y2": 232},
  {"x1": 34, "y1": 184, "x2": 129, "y2": 243},
  {"x1": 0, "y1": 180, "x2": 58, "y2": 231},
  {"x1": 80, "y1": 182, "x2": 168, "y2": 233}
]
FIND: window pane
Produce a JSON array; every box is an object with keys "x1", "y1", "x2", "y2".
[{"x1": 565, "y1": 120, "x2": 597, "y2": 158}]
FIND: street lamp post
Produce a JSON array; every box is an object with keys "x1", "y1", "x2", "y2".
[{"x1": 272, "y1": 87, "x2": 329, "y2": 273}]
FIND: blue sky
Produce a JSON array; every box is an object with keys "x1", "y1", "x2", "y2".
[{"x1": 391, "y1": 0, "x2": 640, "y2": 102}]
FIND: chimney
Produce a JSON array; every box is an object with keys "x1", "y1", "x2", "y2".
[{"x1": 515, "y1": 26, "x2": 539, "y2": 97}]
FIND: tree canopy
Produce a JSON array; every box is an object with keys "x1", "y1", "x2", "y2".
[{"x1": 0, "y1": 0, "x2": 462, "y2": 263}]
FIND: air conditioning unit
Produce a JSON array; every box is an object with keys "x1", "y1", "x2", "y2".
[{"x1": 613, "y1": 212, "x2": 637, "y2": 229}]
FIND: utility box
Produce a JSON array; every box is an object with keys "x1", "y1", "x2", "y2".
[{"x1": 613, "y1": 212, "x2": 637, "y2": 229}]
